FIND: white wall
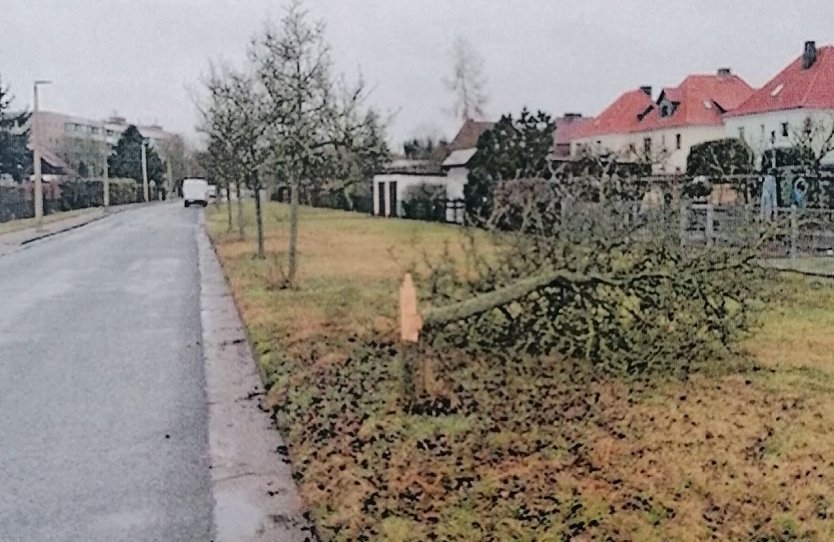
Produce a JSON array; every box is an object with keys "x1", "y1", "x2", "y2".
[
  {"x1": 572, "y1": 125, "x2": 726, "y2": 173},
  {"x1": 372, "y1": 174, "x2": 460, "y2": 217},
  {"x1": 724, "y1": 108, "x2": 834, "y2": 168}
]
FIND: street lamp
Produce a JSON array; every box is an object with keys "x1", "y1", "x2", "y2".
[
  {"x1": 141, "y1": 136, "x2": 149, "y2": 202},
  {"x1": 33, "y1": 79, "x2": 52, "y2": 228}
]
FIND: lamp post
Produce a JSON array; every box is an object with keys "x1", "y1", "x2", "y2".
[
  {"x1": 141, "y1": 137, "x2": 149, "y2": 202},
  {"x1": 32, "y1": 79, "x2": 52, "y2": 228},
  {"x1": 102, "y1": 139, "x2": 110, "y2": 211}
]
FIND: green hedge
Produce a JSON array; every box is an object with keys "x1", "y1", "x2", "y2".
[
  {"x1": 0, "y1": 178, "x2": 143, "y2": 223},
  {"x1": 0, "y1": 185, "x2": 31, "y2": 222},
  {"x1": 58, "y1": 178, "x2": 141, "y2": 211}
]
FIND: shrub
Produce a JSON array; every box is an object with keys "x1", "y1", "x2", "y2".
[
  {"x1": 401, "y1": 183, "x2": 447, "y2": 221},
  {"x1": 58, "y1": 178, "x2": 141, "y2": 211}
]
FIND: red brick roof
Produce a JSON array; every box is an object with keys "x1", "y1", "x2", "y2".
[
  {"x1": 727, "y1": 45, "x2": 834, "y2": 117},
  {"x1": 635, "y1": 74, "x2": 754, "y2": 131},
  {"x1": 447, "y1": 119, "x2": 495, "y2": 151},
  {"x1": 553, "y1": 116, "x2": 592, "y2": 144},
  {"x1": 575, "y1": 89, "x2": 654, "y2": 138}
]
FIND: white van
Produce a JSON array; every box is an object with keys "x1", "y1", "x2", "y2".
[{"x1": 182, "y1": 178, "x2": 209, "y2": 208}]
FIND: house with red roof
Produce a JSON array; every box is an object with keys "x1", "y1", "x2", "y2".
[
  {"x1": 570, "y1": 70, "x2": 755, "y2": 173},
  {"x1": 551, "y1": 113, "x2": 591, "y2": 158},
  {"x1": 569, "y1": 86, "x2": 655, "y2": 164},
  {"x1": 724, "y1": 41, "x2": 834, "y2": 169}
]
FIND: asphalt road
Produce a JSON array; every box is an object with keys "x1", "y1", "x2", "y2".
[{"x1": 0, "y1": 204, "x2": 213, "y2": 541}]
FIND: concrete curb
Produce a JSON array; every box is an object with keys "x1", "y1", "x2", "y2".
[
  {"x1": 0, "y1": 202, "x2": 151, "y2": 257},
  {"x1": 197, "y1": 213, "x2": 314, "y2": 542}
]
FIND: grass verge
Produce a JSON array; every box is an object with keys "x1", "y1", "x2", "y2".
[
  {"x1": 208, "y1": 202, "x2": 834, "y2": 541},
  {"x1": 0, "y1": 208, "x2": 97, "y2": 236}
]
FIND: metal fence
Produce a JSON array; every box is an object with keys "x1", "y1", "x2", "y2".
[
  {"x1": 401, "y1": 198, "x2": 465, "y2": 224},
  {"x1": 681, "y1": 203, "x2": 834, "y2": 258}
]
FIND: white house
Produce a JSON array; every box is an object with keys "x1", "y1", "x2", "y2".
[
  {"x1": 570, "y1": 70, "x2": 755, "y2": 174},
  {"x1": 372, "y1": 160, "x2": 450, "y2": 217},
  {"x1": 373, "y1": 119, "x2": 494, "y2": 222},
  {"x1": 723, "y1": 41, "x2": 834, "y2": 169}
]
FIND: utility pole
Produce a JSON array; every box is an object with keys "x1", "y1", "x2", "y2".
[
  {"x1": 166, "y1": 156, "x2": 173, "y2": 201},
  {"x1": 102, "y1": 140, "x2": 110, "y2": 211},
  {"x1": 32, "y1": 80, "x2": 52, "y2": 228},
  {"x1": 141, "y1": 139, "x2": 149, "y2": 202}
]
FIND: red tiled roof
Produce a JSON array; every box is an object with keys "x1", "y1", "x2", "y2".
[
  {"x1": 553, "y1": 116, "x2": 592, "y2": 144},
  {"x1": 447, "y1": 119, "x2": 495, "y2": 151},
  {"x1": 575, "y1": 89, "x2": 655, "y2": 138},
  {"x1": 727, "y1": 45, "x2": 834, "y2": 117},
  {"x1": 635, "y1": 74, "x2": 754, "y2": 131}
]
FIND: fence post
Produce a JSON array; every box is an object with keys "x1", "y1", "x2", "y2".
[
  {"x1": 790, "y1": 205, "x2": 798, "y2": 261},
  {"x1": 679, "y1": 198, "x2": 688, "y2": 248},
  {"x1": 705, "y1": 204, "x2": 715, "y2": 247}
]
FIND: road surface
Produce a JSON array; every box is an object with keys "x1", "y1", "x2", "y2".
[{"x1": 0, "y1": 204, "x2": 213, "y2": 541}]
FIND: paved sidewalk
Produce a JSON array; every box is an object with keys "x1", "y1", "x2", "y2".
[{"x1": 0, "y1": 204, "x2": 146, "y2": 257}]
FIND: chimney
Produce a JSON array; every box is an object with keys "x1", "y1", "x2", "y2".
[
  {"x1": 563, "y1": 113, "x2": 582, "y2": 121},
  {"x1": 803, "y1": 41, "x2": 817, "y2": 70},
  {"x1": 640, "y1": 85, "x2": 652, "y2": 97},
  {"x1": 717, "y1": 67, "x2": 731, "y2": 77}
]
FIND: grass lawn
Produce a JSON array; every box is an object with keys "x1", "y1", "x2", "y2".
[
  {"x1": 208, "y1": 202, "x2": 834, "y2": 541},
  {"x1": 0, "y1": 208, "x2": 97, "y2": 236}
]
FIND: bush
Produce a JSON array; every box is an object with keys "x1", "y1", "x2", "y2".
[
  {"x1": 58, "y1": 178, "x2": 141, "y2": 211},
  {"x1": 0, "y1": 185, "x2": 30, "y2": 222},
  {"x1": 686, "y1": 138, "x2": 755, "y2": 178},
  {"x1": 401, "y1": 183, "x2": 447, "y2": 222}
]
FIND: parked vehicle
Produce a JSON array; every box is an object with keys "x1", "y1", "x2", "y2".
[{"x1": 182, "y1": 178, "x2": 209, "y2": 208}]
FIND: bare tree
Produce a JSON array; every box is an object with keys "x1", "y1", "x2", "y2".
[
  {"x1": 199, "y1": 64, "x2": 271, "y2": 254},
  {"x1": 249, "y1": 0, "x2": 387, "y2": 286},
  {"x1": 790, "y1": 114, "x2": 834, "y2": 174},
  {"x1": 444, "y1": 37, "x2": 488, "y2": 121}
]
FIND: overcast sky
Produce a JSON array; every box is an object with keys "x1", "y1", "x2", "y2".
[{"x1": 2, "y1": 0, "x2": 833, "y2": 150}]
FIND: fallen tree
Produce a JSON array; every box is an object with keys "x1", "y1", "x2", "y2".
[{"x1": 402, "y1": 181, "x2": 768, "y2": 401}]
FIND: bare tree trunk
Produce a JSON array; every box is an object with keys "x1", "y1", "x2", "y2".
[
  {"x1": 225, "y1": 180, "x2": 233, "y2": 233},
  {"x1": 288, "y1": 178, "x2": 299, "y2": 286},
  {"x1": 235, "y1": 179, "x2": 244, "y2": 240},
  {"x1": 253, "y1": 172, "x2": 265, "y2": 259}
]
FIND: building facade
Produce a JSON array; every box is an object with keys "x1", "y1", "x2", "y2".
[
  {"x1": 571, "y1": 71, "x2": 755, "y2": 174},
  {"x1": 13, "y1": 111, "x2": 179, "y2": 177},
  {"x1": 724, "y1": 41, "x2": 834, "y2": 169}
]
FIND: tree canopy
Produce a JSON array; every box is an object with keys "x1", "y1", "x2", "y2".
[
  {"x1": 464, "y1": 108, "x2": 554, "y2": 222},
  {"x1": 686, "y1": 138, "x2": 754, "y2": 178},
  {"x1": 0, "y1": 76, "x2": 32, "y2": 182},
  {"x1": 108, "y1": 125, "x2": 165, "y2": 184}
]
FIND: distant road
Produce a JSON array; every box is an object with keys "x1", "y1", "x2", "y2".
[{"x1": 0, "y1": 204, "x2": 213, "y2": 541}]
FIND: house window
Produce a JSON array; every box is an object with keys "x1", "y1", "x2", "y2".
[
  {"x1": 628, "y1": 143, "x2": 636, "y2": 154},
  {"x1": 643, "y1": 137, "x2": 652, "y2": 154},
  {"x1": 738, "y1": 127, "x2": 745, "y2": 141},
  {"x1": 771, "y1": 130, "x2": 776, "y2": 143},
  {"x1": 782, "y1": 122, "x2": 789, "y2": 137},
  {"x1": 675, "y1": 133, "x2": 682, "y2": 150}
]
